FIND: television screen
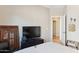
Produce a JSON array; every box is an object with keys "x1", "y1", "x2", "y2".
[{"x1": 23, "y1": 26, "x2": 41, "y2": 38}]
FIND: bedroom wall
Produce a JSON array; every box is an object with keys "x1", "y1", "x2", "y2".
[
  {"x1": 50, "y1": 8, "x2": 65, "y2": 16},
  {"x1": 66, "y1": 5, "x2": 79, "y2": 42},
  {"x1": 0, "y1": 5, "x2": 51, "y2": 44}
]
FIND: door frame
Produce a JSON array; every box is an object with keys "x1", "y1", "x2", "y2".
[
  {"x1": 50, "y1": 15, "x2": 67, "y2": 45},
  {"x1": 50, "y1": 16, "x2": 60, "y2": 42},
  {"x1": 65, "y1": 15, "x2": 67, "y2": 45}
]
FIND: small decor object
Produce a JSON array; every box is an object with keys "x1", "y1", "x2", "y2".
[
  {"x1": 68, "y1": 17, "x2": 76, "y2": 32},
  {"x1": 68, "y1": 24, "x2": 76, "y2": 32}
]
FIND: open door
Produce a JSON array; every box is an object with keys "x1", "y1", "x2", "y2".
[
  {"x1": 52, "y1": 16, "x2": 66, "y2": 44},
  {"x1": 60, "y1": 16, "x2": 66, "y2": 45}
]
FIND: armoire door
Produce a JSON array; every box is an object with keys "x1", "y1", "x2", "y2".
[{"x1": 9, "y1": 27, "x2": 19, "y2": 49}]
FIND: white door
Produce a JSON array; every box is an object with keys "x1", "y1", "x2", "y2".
[{"x1": 60, "y1": 16, "x2": 66, "y2": 45}]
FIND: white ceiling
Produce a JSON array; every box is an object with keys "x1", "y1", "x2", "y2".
[{"x1": 42, "y1": 5, "x2": 66, "y2": 9}]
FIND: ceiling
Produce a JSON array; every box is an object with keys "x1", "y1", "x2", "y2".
[{"x1": 42, "y1": 5, "x2": 66, "y2": 9}]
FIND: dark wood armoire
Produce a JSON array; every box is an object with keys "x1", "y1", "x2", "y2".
[{"x1": 0, "y1": 25, "x2": 19, "y2": 50}]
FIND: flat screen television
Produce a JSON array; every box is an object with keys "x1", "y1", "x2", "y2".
[{"x1": 23, "y1": 26, "x2": 41, "y2": 38}]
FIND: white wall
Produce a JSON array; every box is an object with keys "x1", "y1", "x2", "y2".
[
  {"x1": 49, "y1": 6, "x2": 66, "y2": 16},
  {"x1": 0, "y1": 6, "x2": 51, "y2": 43},
  {"x1": 66, "y1": 5, "x2": 79, "y2": 42}
]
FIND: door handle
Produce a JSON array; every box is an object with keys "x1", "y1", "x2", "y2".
[{"x1": 63, "y1": 32, "x2": 66, "y2": 33}]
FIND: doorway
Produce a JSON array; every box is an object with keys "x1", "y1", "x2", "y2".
[
  {"x1": 52, "y1": 16, "x2": 66, "y2": 45},
  {"x1": 52, "y1": 16, "x2": 60, "y2": 43}
]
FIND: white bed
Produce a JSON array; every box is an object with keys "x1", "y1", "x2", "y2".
[{"x1": 15, "y1": 42, "x2": 78, "y2": 53}]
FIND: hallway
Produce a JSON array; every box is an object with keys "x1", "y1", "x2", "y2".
[{"x1": 53, "y1": 35, "x2": 60, "y2": 43}]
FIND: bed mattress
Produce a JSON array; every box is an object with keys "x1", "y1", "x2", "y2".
[{"x1": 15, "y1": 42, "x2": 78, "y2": 53}]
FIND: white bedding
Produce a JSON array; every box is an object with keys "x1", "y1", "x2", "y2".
[{"x1": 15, "y1": 42, "x2": 78, "y2": 53}]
